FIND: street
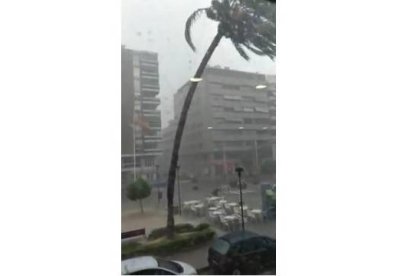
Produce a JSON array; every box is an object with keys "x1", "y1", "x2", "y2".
[{"x1": 122, "y1": 178, "x2": 275, "y2": 274}]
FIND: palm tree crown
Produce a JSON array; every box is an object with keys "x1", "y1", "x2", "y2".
[{"x1": 185, "y1": 0, "x2": 276, "y2": 61}]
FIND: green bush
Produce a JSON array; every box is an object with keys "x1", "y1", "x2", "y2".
[
  {"x1": 148, "y1": 223, "x2": 196, "y2": 240},
  {"x1": 122, "y1": 242, "x2": 142, "y2": 255},
  {"x1": 194, "y1": 223, "x2": 210, "y2": 231},
  {"x1": 122, "y1": 227, "x2": 215, "y2": 260},
  {"x1": 147, "y1": 228, "x2": 167, "y2": 241},
  {"x1": 175, "y1": 223, "x2": 195, "y2": 233}
]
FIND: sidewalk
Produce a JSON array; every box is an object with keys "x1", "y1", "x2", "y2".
[{"x1": 122, "y1": 208, "x2": 222, "y2": 233}]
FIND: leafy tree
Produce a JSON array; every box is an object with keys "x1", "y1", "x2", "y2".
[
  {"x1": 165, "y1": 0, "x2": 276, "y2": 237},
  {"x1": 127, "y1": 177, "x2": 151, "y2": 214}
]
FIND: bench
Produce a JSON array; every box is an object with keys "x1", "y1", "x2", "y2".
[{"x1": 122, "y1": 228, "x2": 146, "y2": 242}]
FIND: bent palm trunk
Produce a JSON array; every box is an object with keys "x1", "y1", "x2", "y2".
[
  {"x1": 166, "y1": 32, "x2": 222, "y2": 238},
  {"x1": 139, "y1": 199, "x2": 143, "y2": 214}
]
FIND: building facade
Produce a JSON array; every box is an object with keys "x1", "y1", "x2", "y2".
[
  {"x1": 121, "y1": 46, "x2": 162, "y2": 194},
  {"x1": 160, "y1": 66, "x2": 275, "y2": 179}
]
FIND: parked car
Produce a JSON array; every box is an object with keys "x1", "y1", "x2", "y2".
[
  {"x1": 122, "y1": 256, "x2": 197, "y2": 275},
  {"x1": 263, "y1": 206, "x2": 276, "y2": 220},
  {"x1": 208, "y1": 231, "x2": 275, "y2": 275}
]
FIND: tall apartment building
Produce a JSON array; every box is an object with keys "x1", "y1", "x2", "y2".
[
  {"x1": 160, "y1": 66, "x2": 275, "y2": 179},
  {"x1": 265, "y1": 74, "x2": 276, "y2": 161},
  {"x1": 122, "y1": 46, "x2": 162, "y2": 192}
]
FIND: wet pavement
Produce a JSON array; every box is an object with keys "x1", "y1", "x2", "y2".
[{"x1": 122, "y1": 178, "x2": 276, "y2": 273}]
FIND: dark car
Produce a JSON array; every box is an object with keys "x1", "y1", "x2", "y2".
[
  {"x1": 208, "y1": 231, "x2": 275, "y2": 275},
  {"x1": 264, "y1": 206, "x2": 276, "y2": 221}
]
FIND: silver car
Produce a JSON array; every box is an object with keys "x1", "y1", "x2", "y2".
[{"x1": 122, "y1": 256, "x2": 197, "y2": 275}]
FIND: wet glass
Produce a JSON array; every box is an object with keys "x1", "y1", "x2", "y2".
[{"x1": 122, "y1": 0, "x2": 276, "y2": 274}]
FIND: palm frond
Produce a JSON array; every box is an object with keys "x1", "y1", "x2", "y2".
[
  {"x1": 250, "y1": 33, "x2": 275, "y2": 52},
  {"x1": 244, "y1": 44, "x2": 267, "y2": 56},
  {"x1": 205, "y1": 7, "x2": 219, "y2": 21},
  {"x1": 185, "y1": 8, "x2": 207, "y2": 51},
  {"x1": 232, "y1": 39, "x2": 250, "y2": 61}
]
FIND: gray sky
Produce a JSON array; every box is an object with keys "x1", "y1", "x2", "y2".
[{"x1": 122, "y1": 0, "x2": 276, "y2": 127}]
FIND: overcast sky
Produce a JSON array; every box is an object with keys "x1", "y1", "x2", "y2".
[{"x1": 122, "y1": 0, "x2": 276, "y2": 127}]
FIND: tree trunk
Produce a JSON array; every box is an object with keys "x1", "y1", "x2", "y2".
[
  {"x1": 166, "y1": 32, "x2": 223, "y2": 238},
  {"x1": 139, "y1": 199, "x2": 144, "y2": 214}
]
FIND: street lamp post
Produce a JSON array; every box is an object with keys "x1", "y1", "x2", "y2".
[
  {"x1": 254, "y1": 138, "x2": 259, "y2": 175},
  {"x1": 235, "y1": 166, "x2": 245, "y2": 231},
  {"x1": 130, "y1": 124, "x2": 137, "y2": 181},
  {"x1": 222, "y1": 141, "x2": 227, "y2": 181},
  {"x1": 176, "y1": 165, "x2": 182, "y2": 215}
]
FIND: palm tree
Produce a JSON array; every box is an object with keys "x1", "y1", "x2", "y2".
[{"x1": 165, "y1": 0, "x2": 276, "y2": 238}]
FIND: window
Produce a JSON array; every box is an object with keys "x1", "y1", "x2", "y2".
[
  {"x1": 226, "y1": 141, "x2": 243, "y2": 147},
  {"x1": 212, "y1": 239, "x2": 230, "y2": 254},
  {"x1": 157, "y1": 259, "x2": 183, "y2": 273},
  {"x1": 224, "y1": 95, "x2": 241, "y2": 100},
  {"x1": 225, "y1": 118, "x2": 243, "y2": 123},
  {"x1": 243, "y1": 96, "x2": 255, "y2": 101},
  {"x1": 144, "y1": 142, "x2": 158, "y2": 150},
  {"x1": 255, "y1": 107, "x2": 269, "y2": 113},
  {"x1": 222, "y1": 84, "x2": 240, "y2": 90},
  {"x1": 255, "y1": 118, "x2": 269, "y2": 124},
  {"x1": 144, "y1": 158, "x2": 154, "y2": 167}
]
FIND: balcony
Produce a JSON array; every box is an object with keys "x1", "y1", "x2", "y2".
[
  {"x1": 144, "y1": 148, "x2": 163, "y2": 154},
  {"x1": 141, "y1": 73, "x2": 158, "y2": 79},
  {"x1": 143, "y1": 137, "x2": 162, "y2": 143},
  {"x1": 141, "y1": 96, "x2": 160, "y2": 105},
  {"x1": 149, "y1": 123, "x2": 161, "y2": 128},
  {"x1": 142, "y1": 110, "x2": 161, "y2": 118},
  {"x1": 138, "y1": 54, "x2": 157, "y2": 63},
  {"x1": 143, "y1": 109, "x2": 161, "y2": 114},
  {"x1": 141, "y1": 82, "x2": 159, "y2": 90},
  {"x1": 142, "y1": 91, "x2": 159, "y2": 98}
]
